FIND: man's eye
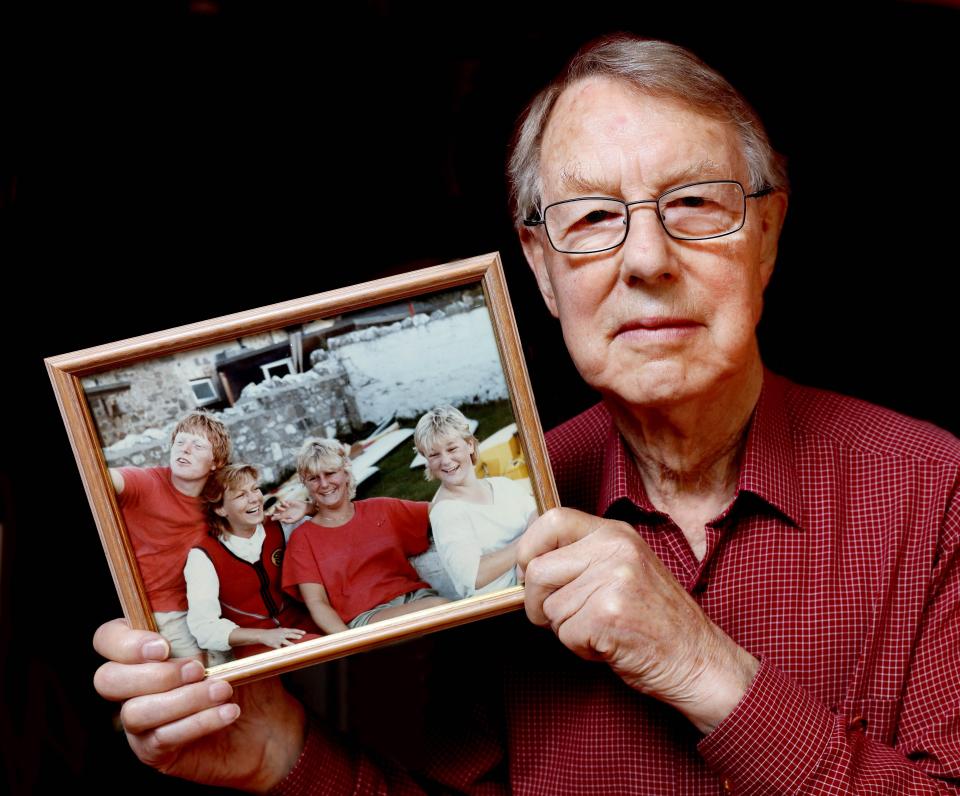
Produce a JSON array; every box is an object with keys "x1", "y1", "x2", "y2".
[
  {"x1": 664, "y1": 195, "x2": 710, "y2": 211},
  {"x1": 584, "y1": 209, "x2": 616, "y2": 224}
]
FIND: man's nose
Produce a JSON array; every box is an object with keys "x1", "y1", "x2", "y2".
[{"x1": 619, "y1": 204, "x2": 677, "y2": 286}]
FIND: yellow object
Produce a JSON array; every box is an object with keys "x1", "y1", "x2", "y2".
[{"x1": 475, "y1": 426, "x2": 527, "y2": 481}]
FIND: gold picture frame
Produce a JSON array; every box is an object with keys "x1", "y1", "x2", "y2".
[{"x1": 46, "y1": 252, "x2": 557, "y2": 685}]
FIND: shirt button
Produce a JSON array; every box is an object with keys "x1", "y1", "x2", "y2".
[{"x1": 722, "y1": 777, "x2": 735, "y2": 793}]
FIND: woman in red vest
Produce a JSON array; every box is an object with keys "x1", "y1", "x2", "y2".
[{"x1": 184, "y1": 464, "x2": 319, "y2": 662}]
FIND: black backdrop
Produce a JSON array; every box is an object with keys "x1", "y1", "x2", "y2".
[{"x1": 1, "y1": 2, "x2": 957, "y2": 793}]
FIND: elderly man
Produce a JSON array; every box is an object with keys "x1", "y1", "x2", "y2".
[{"x1": 92, "y1": 36, "x2": 960, "y2": 794}]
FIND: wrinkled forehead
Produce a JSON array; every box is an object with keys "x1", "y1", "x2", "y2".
[{"x1": 539, "y1": 78, "x2": 746, "y2": 199}]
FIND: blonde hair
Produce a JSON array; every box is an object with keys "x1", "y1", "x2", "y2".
[
  {"x1": 171, "y1": 411, "x2": 232, "y2": 469},
  {"x1": 202, "y1": 463, "x2": 260, "y2": 538},
  {"x1": 296, "y1": 437, "x2": 357, "y2": 499},
  {"x1": 414, "y1": 405, "x2": 478, "y2": 481}
]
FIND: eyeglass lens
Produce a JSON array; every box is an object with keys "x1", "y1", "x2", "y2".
[{"x1": 545, "y1": 182, "x2": 746, "y2": 253}]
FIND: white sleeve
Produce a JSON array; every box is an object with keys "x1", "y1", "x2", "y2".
[
  {"x1": 184, "y1": 549, "x2": 238, "y2": 652},
  {"x1": 430, "y1": 503, "x2": 482, "y2": 600}
]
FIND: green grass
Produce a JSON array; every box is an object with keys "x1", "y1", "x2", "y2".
[{"x1": 356, "y1": 399, "x2": 517, "y2": 501}]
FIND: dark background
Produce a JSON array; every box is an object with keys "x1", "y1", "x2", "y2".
[{"x1": 1, "y1": 2, "x2": 957, "y2": 792}]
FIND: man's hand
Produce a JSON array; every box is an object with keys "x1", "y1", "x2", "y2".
[
  {"x1": 93, "y1": 619, "x2": 307, "y2": 793},
  {"x1": 517, "y1": 508, "x2": 758, "y2": 734}
]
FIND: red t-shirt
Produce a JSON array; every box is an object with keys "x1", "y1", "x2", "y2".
[
  {"x1": 282, "y1": 498, "x2": 430, "y2": 623},
  {"x1": 118, "y1": 466, "x2": 208, "y2": 612}
]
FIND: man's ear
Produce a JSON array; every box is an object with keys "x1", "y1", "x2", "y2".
[
  {"x1": 757, "y1": 190, "x2": 788, "y2": 287},
  {"x1": 519, "y1": 228, "x2": 559, "y2": 318}
]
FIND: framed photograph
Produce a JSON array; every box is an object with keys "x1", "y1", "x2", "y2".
[{"x1": 46, "y1": 252, "x2": 558, "y2": 685}]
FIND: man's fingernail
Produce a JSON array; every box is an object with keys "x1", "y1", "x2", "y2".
[
  {"x1": 181, "y1": 660, "x2": 205, "y2": 682},
  {"x1": 219, "y1": 703, "x2": 241, "y2": 722},
  {"x1": 142, "y1": 639, "x2": 169, "y2": 660},
  {"x1": 208, "y1": 679, "x2": 232, "y2": 701}
]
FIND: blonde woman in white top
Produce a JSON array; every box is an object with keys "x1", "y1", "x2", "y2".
[{"x1": 414, "y1": 405, "x2": 537, "y2": 598}]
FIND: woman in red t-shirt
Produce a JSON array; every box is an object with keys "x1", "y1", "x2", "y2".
[{"x1": 281, "y1": 438, "x2": 449, "y2": 634}]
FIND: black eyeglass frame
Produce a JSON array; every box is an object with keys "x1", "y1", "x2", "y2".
[{"x1": 523, "y1": 180, "x2": 774, "y2": 255}]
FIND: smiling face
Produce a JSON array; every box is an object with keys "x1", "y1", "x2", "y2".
[
  {"x1": 214, "y1": 475, "x2": 264, "y2": 535},
  {"x1": 521, "y1": 78, "x2": 786, "y2": 411},
  {"x1": 424, "y1": 434, "x2": 477, "y2": 489},
  {"x1": 169, "y1": 431, "x2": 218, "y2": 484},
  {"x1": 303, "y1": 465, "x2": 352, "y2": 514}
]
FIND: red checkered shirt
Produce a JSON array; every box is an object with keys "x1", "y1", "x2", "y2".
[{"x1": 272, "y1": 372, "x2": 960, "y2": 795}]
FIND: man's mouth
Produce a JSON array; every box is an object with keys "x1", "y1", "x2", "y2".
[
  {"x1": 614, "y1": 317, "x2": 701, "y2": 340},
  {"x1": 618, "y1": 317, "x2": 699, "y2": 332}
]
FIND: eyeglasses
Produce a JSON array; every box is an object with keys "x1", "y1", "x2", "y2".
[{"x1": 523, "y1": 180, "x2": 773, "y2": 255}]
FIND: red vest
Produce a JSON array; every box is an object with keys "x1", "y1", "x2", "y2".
[{"x1": 194, "y1": 520, "x2": 315, "y2": 632}]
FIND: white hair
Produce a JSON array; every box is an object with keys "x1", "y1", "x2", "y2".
[{"x1": 508, "y1": 34, "x2": 789, "y2": 228}]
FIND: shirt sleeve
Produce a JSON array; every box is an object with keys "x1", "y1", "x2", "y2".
[
  {"x1": 282, "y1": 526, "x2": 325, "y2": 600},
  {"x1": 183, "y1": 548, "x2": 237, "y2": 652},
  {"x1": 391, "y1": 500, "x2": 431, "y2": 556},
  {"x1": 431, "y1": 502, "x2": 482, "y2": 599},
  {"x1": 698, "y1": 478, "x2": 960, "y2": 795},
  {"x1": 116, "y1": 465, "x2": 149, "y2": 507}
]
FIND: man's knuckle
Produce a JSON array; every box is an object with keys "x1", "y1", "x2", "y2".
[
  {"x1": 524, "y1": 557, "x2": 547, "y2": 586},
  {"x1": 119, "y1": 700, "x2": 141, "y2": 733},
  {"x1": 596, "y1": 592, "x2": 625, "y2": 623},
  {"x1": 137, "y1": 730, "x2": 169, "y2": 765},
  {"x1": 93, "y1": 663, "x2": 120, "y2": 697},
  {"x1": 541, "y1": 507, "x2": 568, "y2": 533}
]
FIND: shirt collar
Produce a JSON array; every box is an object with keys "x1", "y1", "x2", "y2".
[
  {"x1": 737, "y1": 372, "x2": 802, "y2": 526},
  {"x1": 596, "y1": 371, "x2": 802, "y2": 527},
  {"x1": 221, "y1": 523, "x2": 266, "y2": 552}
]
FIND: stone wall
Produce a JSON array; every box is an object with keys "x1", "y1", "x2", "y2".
[
  {"x1": 83, "y1": 330, "x2": 297, "y2": 448},
  {"x1": 224, "y1": 359, "x2": 360, "y2": 484},
  {"x1": 83, "y1": 349, "x2": 220, "y2": 448},
  {"x1": 102, "y1": 359, "x2": 358, "y2": 485}
]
